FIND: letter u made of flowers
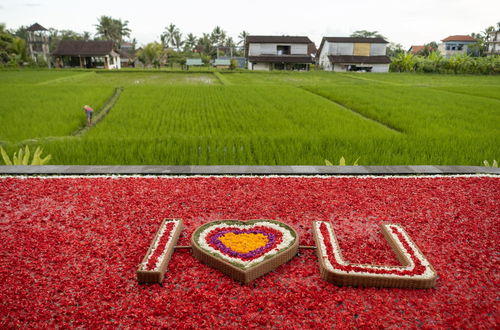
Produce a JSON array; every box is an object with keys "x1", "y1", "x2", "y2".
[{"x1": 312, "y1": 221, "x2": 437, "y2": 289}]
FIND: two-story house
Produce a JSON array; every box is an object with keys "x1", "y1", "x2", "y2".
[
  {"x1": 437, "y1": 35, "x2": 476, "y2": 58},
  {"x1": 245, "y1": 35, "x2": 314, "y2": 70},
  {"x1": 317, "y1": 37, "x2": 391, "y2": 72},
  {"x1": 487, "y1": 30, "x2": 500, "y2": 55}
]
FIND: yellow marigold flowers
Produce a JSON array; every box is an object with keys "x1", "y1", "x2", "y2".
[{"x1": 219, "y1": 232, "x2": 269, "y2": 254}]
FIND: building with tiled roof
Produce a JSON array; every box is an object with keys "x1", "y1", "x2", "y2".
[
  {"x1": 408, "y1": 45, "x2": 425, "y2": 55},
  {"x1": 317, "y1": 37, "x2": 390, "y2": 72},
  {"x1": 438, "y1": 35, "x2": 476, "y2": 58},
  {"x1": 245, "y1": 35, "x2": 314, "y2": 71},
  {"x1": 52, "y1": 40, "x2": 120, "y2": 69}
]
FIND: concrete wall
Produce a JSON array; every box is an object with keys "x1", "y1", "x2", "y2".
[{"x1": 371, "y1": 63, "x2": 389, "y2": 72}]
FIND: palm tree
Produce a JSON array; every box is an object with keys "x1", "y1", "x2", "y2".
[
  {"x1": 184, "y1": 33, "x2": 197, "y2": 52},
  {"x1": 95, "y1": 16, "x2": 130, "y2": 48},
  {"x1": 237, "y1": 30, "x2": 249, "y2": 56},
  {"x1": 173, "y1": 32, "x2": 184, "y2": 52},
  {"x1": 211, "y1": 26, "x2": 226, "y2": 47},
  {"x1": 161, "y1": 24, "x2": 179, "y2": 49}
]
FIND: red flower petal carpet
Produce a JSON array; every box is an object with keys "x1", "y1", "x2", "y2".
[{"x1": 0, "y1": 176, "x2": 498, "y2": 328}]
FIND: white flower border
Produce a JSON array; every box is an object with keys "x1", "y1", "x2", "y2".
[
  {"x1": 196, "y1": 221, "x2": 296, "y2": 269},
  {"x1": 314, "y1": 221, "x2": 435, "y2": 280},
  {"x1": 140, "y1": 219, "x2": 180, "y2": 271}
]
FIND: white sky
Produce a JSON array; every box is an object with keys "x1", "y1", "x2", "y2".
[{"x1": 1, "y1": 0, "x2": 499, "y2": 48}]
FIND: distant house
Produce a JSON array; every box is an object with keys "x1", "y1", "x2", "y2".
[
  {"x1": 245, "y1": 35, "x2": 314, "y2": 71},
  {"x1": 119, "y1": 42, "x2": 138, "y2": 68},
  {"x1": 487, "y1": 30, "x2": 500, "y2": 55},
  {"x1": 52, "y1": 40, "x2": 121, "y2": 69},
  {"x1": 317, "y1": 37, "x2": 391, "y2": 72},
  {"x1": 408, "y1": 45, "x2": 425, "y2": 55},
  {"x1": 437, "y1": 35, "x2": 476, "y2": 58}
]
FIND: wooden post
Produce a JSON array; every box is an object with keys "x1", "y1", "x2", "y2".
[{"x1": 79, "y1": 56, "x2": 83, "y2": 68}]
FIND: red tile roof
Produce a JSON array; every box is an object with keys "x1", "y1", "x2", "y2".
[
  {"x1": 409, "y1": 45, "x2": 425, "y2": 54},
  {"x1": 441, "y1": 35, "x2": 476, "y2": 42}
]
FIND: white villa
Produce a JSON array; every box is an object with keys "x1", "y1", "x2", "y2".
[
  {"x1": 437, "y1": 35, "x2": 476, "y2": 58},
  {"x1": 317, "y1": 37, "x2": 391, "y2": 72},
  {"x1": 246, "y1": 35, "x2": 314, "y2": 71}
]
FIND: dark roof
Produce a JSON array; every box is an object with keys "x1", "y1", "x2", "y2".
[
  {"x1": 248, "y1": 55, "x2": 313, "y2": 64},
  {"x1": 246, "y1": 36, "x2": 313, "y2": 44},
  {"x1": 53, "y1": 40, "x2": 115, "y2": 56},
  {"x1": 308, "y1": 42, "x2": 318, "y2": 55},
  {"x1": 27, "y1": 23, "x2": 48, "y2": 31},
  {"x1": 328, "y1": 55, "x2": 391, "y2": 64},
  {"x1": 441, "y1": 35, "x2": 476, "y2": 42},
  {"x1": 323, "y1": 37, "x2": 388, "y2": 44}
]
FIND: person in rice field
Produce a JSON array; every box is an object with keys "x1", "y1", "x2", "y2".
[{"x1": 83, "y1": 105, "x2": 94, "y2": 126}]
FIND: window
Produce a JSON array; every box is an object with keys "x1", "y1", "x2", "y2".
[
  {"x1": 277, "y1": 45, "x2": 291, "y2": 55},
  {"x1": 457, "y1": 44, "x2": 464, "y2": 51}
]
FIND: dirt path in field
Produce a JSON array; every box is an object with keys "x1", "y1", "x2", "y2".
[
  {"x1": 72, "y1": 87, "x2": 123, "y2": 136},
  {"x1": 299, "y1": 87, "x2": 404, "y2": 134}
]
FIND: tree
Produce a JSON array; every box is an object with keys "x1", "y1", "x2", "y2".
[
  {"x1": 350, "y1": 30, "x2": 386, "y2": 39},
  {"x1": 210, "y1": 26, "x2": 226, "y2": 47},
  {"x1": 0, "y1": 24, "x2": 28, "y2": 66},
  {"x1": 173, "y1": 32, "x2": 184, "y2": 52},
  {"x1": 138, "y1": 42, "x2": 163, "y2": 68},
  {"x1": 184, "y1": 33, "x2": 197, "y2": 52},
  {"x1": 197, "y1": 33, "x2": 215, "y2": 56},
  {"x1": 161, "y1": 24, "x2": 179, "y2": 49},
  {"x1": 237, "y1": 30, "x2": 249, "y2": 46},
  {"x1": 386, "y1": 42, "x2": 404, "y2": 57},
  {"x1": 95, "y1": 15, "x2": 131, "y2": 49}
]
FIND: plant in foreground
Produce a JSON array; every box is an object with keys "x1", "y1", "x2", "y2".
[
  {"x1": 325, "y1": 156, "x2": 360, "y2": 166},
  {"x1": 0, "y1": 145, "x2": 51, "y2": 165},
  {"x1": 483, "y1": 160, "x2": 498, "y2": 167}
]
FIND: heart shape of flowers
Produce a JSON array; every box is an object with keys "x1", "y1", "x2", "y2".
[{"x1": 191, "y1": 220, "x2": 299, "y2": 283}]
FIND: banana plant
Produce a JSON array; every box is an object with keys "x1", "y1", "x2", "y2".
[{"x1": 0, "y1": 146, "x2": 52, "y2": 165}]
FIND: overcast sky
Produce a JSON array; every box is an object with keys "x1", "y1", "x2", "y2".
[{"x1": 1, "y1": 0, "x2": 499, "y2": 48}]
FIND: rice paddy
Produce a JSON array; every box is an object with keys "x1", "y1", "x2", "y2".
[{"x1": 0, "y1": 70, "x2": 498, "y2": 165}]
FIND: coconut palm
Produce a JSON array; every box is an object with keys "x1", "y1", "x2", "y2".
[
  {"x1": 95, "y1": 16, "x2": 130, "y2": 48},
  {"x1": 161, "y1": 24, "x2": 179, "y2": 49},
  {"x1": 173, "y1": 32, "x2": 184, "y2": 52},
  {"x1": 184, "y1": 33, "x2": 197, "y2": 52}
]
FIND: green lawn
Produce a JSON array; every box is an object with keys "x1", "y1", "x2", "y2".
[{"x1": 0, "y1": 70, "x2": 498, "y2": 165}]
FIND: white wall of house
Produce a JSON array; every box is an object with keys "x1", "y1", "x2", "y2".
[
  {"x1": 248, "y1": 43, "x2": 308, "y2": 56},
  {"x1": 438, "y1": 42, "x2": 474, "y2": 58},
  {"x1": 107, "y1": 55, "x2": 121, "y2": 69},
  {"x1": 291, "y1": 44, "x2": 307, "y2": 54},
  {"x1": 332, "y1": 63, "x2": 389, "y2": 72},
  {"x1": 248, "y1": 62, "x2": 271, "y2": 70},
  {"x1": 248, "y1": 43, "x2": 261, "y2": 56},
  {"x1": 318, "y1": 43, "x2": 332, "y2": 70}
]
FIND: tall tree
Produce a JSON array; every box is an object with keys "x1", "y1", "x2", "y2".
[
  {"x1": 161, "y1": 24, "x2": 179, "y2": 48},
  {"x1": 173, "y1": 32, "x2": 184, "y2": 52},
  {"x1": 350, "y1": 30, "x2": 386, "y2": 39},
  {"x1": 237, "y1": 30, "x2": 249, "y2": 46},
  {"x1": 183, "y1": 33, "x2": 197, "y2": 52},
  {"x1": 95, "y1": 15, "x2": 131, "y2": 48},
  {"x1": 210, "y1": 26, "x2": 226, "y2": 47}
]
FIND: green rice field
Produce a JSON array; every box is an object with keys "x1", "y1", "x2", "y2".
[{"x1": 0, "y1": 70, "x2": 498, "y2": 165}]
